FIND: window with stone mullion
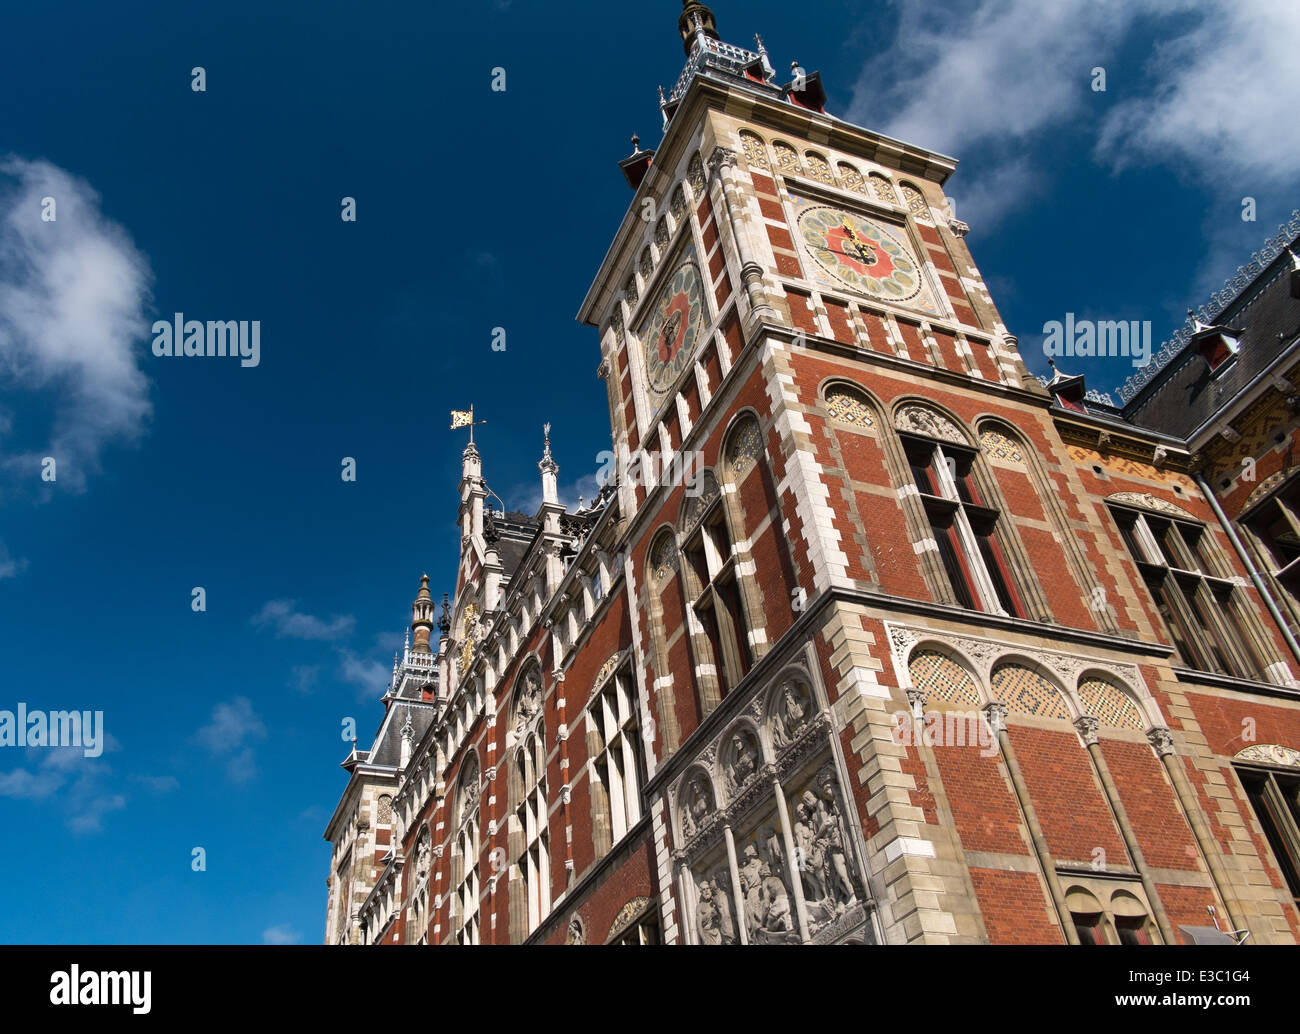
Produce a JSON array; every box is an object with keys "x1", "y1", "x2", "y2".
[
  {"x1": 594, "y1": 669, "x2": 644, "y2": 846},
  {"x1": 903, "y1": 434, "x2": 1020, "y2": 617},
  {"x1": 682, "y1": 507, "x2": 751, "y2": 695},
  {"x1": 1114, "y1": 507, "x2": 1263, "y2": 680}
]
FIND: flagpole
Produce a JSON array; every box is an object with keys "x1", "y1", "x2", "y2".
[{"x1": 469, "y1": 405, "x2": 474, "y2": 446}]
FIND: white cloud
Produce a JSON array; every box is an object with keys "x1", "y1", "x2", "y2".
[
  {"x1": 0, "y1": 157, "x2": 153, "y2": 491},
  {"x1": 0, "y1": 541, "x2": 26, "y2": 580},
  {"x1": 194, "y1": 697, "x2": 266, "y2": 754},
  {"x1": 0, "y1": 744, "x2": 128, "y2": 833},
  {"x1": 130, "y1": 773, "x2": 179, "y2": 793},
  {"x1": 289, "y1": 664, "x2": 320, "y2": 694},
  {"x1": 253, "y1": 599, "x2": 355, "y2": 641},
  {"x1": 1095, "y1": 0, "x2": 1300, "y2": 184},
  {"x1": 337, "y1": 648, "x2": 389, "y2": 696},
  {"x1": 262, "y1": 925, "x2": 302, "y2": 945},
  {"x1": 848, "y1": 0, "x2": 1295, "y2": 229}
]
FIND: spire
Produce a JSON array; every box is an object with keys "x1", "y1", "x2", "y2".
[
  {"x1": 410, "y1": 574, "x2": 434, "y2": 655},
  {"x1": 678, "y1": 1, "x2": 719, "y2": 57},
  {"x1": 540, "y1": 422, "x2": 559, "y2": 505}
]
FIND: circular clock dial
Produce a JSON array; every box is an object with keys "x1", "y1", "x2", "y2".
[
  {"x1": 797, "y1": 206, "x2": 922, "y2": 301},
  {"x1": 643, "y1": 261, "x2": 706, "y2": 394}
]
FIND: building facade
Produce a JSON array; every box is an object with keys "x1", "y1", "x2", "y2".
[{"x1": 324, "y1": 1, "x2": 1300, "y2": 946}]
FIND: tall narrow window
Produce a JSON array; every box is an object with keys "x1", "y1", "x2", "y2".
[
  {"x1": 453, "y1": 760, "x2": 481, "y2": 945},
  {"x1": 901, "y1": 430, "x2": 1022, "y2": 616},
  {"x1": 681, "y1": 492, "x2": 752, "y2": 694},
  {"x1": 1110, "y1": 504, "x2": 1264, "y2": 680},
  {"x1": 593, "y1": 666, "x2": 645, "y2": 845},
  {"x1": 512, "y1": 667, "x2": 549, "y2": 934},
  {"x1": 1237, "y1": 766, "x2": 1300, "y2": 911},
  {"x1": 1243, "y1": 474, "x2": 1300, "y2": 623},
  {"x1": 516, "y1": 729, "x2": 550, "y2": 933}
]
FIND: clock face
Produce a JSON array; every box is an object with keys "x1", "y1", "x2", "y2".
[
  {"x1": 640, "y1": 258, "x2": 707, "y2": 405},
  {"x1": 796, "y1": 204, "x2": 929, "y2": 306}
]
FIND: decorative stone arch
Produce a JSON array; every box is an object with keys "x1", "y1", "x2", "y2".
[
  {"x1": 669, "y1": 183, "x2": 688, "y2": 222},
  {"x1": 675, "y1": 763, "x2": 720, "y2": 842},
  {"x1": 821, "y1": 379, "x2": 881, "y2": 432},
  {"x1": 770, "y1": 140, "x2": 802, "y2": 175},
  {"x1": 1106, "y1": 492, "x2": 1197, "y2": 519},
  {"x1": 642, "y1": 526, "x2": 685, "y2": 753},
  {"x1": 804, "y1": 149, "x2": 835, "y2": 184},
  {"x1": 764, "y1": 666, "x2": 822, "y2": 753},
  {"x1": 564, "y1": 913, "x2": 586, "y2": 945},
  {"x1": 1076, "y1": 670, "x2": 1150, "y2": 732},
  {"x1": 868, "y1": 171, "x2": 898, "y2": 204},
  {"x1": 905, "y1": 644, "x2": 985, "y2": 709},
  {"x1": 887, "y1": 622, "x2": 1158, "y2": 728},
  {"x1": 677, "y1": 468, "x2": 722, "y2": 535},
  {"x1": 716, "y1": 718, "x2": 767, "y2": 804},
  {"x1": 737, "y1": 129, "x2": 768, "y2": 170},
  {"x1": 836, "y1": 160, "x2": 867, "y2": 195},
  {"x1": 722, "y1": 408, "x2": 765, "y2": 480},
  {"x1": 1243, "y1": 465, "x2": 1300, "y2": 511},
  {"x1": 1234, "y1": 743, "x2": 1300, "y2": 767},
  {"x1": 893, "y1": 398, "x2": 973, "y2": 446},
  {"x1": 989, "y1": 657, "x2": 1077, "y2": 722},
  {"x1": 976, "y1": 418, "x2": 1028, "y2": 466},
  {"x1": 686, "y1": 151, "x2": 707, "y2": 200},
  {"x1": 453, "y1": 752, "x2": 481, "y2": 833},
  {"x1": 898, "y1": 180, "x2": 932, "y2": 223},
  {"x1": 638, "y1": 244, "x2": 654, "y2": 282},
  {"x1": 646, "y1": 524, "x2": 679, "y2": 585},
  {"x1": 605, "y1": 896, "x2": 656, "y2": 943}
]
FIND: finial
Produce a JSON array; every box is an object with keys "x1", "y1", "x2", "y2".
[
  {"x1": 630, "y1": 134, "x2": 640, "y2": 155},
  {"x1": 438, "y1": 593, "x2": 451, "y2": 634},
  {"x1": 1188, "y1": 308, "x2": 1210, "y2": 332},
  {"x1": 658, "y1": 85, "x2": 667, "y2": 105},
  {"x1": 1289, "y1": 245, "x2": 1300, "y2": 272}
]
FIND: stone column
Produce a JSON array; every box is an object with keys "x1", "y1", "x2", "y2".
[
  {"x1": 1074, "y1": 715, "x2": 1176, "y2": 944},
  {"x1": 723, "y1": 823, "x2": 749, "y2": 946}
]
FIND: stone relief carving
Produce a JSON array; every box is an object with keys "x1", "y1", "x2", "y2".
[
  {"x1": 680, "y1": 770, "x2": 716, "y2": 840},
  {"x1": 894, "y1": 404, "x2": 967, "y2": 444},
  {"x1": 565, "y1": 915, "x2": 585, "y2": 945},
  {"x1": 415, "y1": 827, "x2": 431, "y2": 881},
  {"x1": 1235, "y1": 743, "x2": 1300, "y2": 767},
  {"x1": 1107, "y1": 492, "x2": 1195, "y2": 518},
  {"x1": 737, "y1": 830, "x2": 799, "y2": 944},
  {"x1": 514, "y1": 665, "x2": 543, "y2": 734},
  {"x1": 792, "y1": 764, "x2": 862, "y2": 935},
  {"x1": 723, "y1": 727, "x2": 763, "y2": 798},
  {"x1": 695, "y1": 869, "x2": 738, "y2": 945},
  {"x1": 771, "y1": 679, "x2": 813, "y2": 751}
]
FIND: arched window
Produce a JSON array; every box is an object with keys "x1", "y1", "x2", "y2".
[
  {"x1": 908, "y1": 649, "x2": 981, "y2": 707},
  {"x1": 591, "y1": 661, "x2": 644, "y2": 849},
  {"x1": 990, "y1": 664, "x2": 1071, "y2": 720},
  {"x1": 895, "y1": 404, "x2": 1022, "y2": 616},
  {"x1": 805, "y1": 151, "x2": 834, "y2": 184},
  {"x1": 679, "y1": 470, "x2": 752, "y2": 699},
  {"x1": 837, "y1": 162, "x2": 866, "y2": 194},
  {"x1": 453, "y1": 757, "x2": 481, "y2": 945},
  {"x1": 899, "y1": 181, "x2": 931, "y2": 223},
  {"x1": 772, "y1": 141, "x2": 801, "y2": 174},
  {"x1": 512, "y1": 665, "x2": 550, "y2": 934},
  {"x1": 739, "y1": 131, "x2": 768, "y2": 170},
  {"x1": 1077, "y1": 677, "x2": 1145, "y2": 730},
  {"x1": 868, "y1": 172, "x2": 898, "y2": 204}
]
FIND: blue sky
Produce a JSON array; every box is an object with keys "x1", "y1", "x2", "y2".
[{"x1": 0, "y1": 0, "x2": 1296, "y2": 943}]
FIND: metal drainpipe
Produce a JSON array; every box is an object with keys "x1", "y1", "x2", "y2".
[
  {"x1": 985, "y1": 703, "x2": 1081, "y2": 944},
  {"x1": 1195, "y1": 471, "x2": 1300, "y2": 671}
]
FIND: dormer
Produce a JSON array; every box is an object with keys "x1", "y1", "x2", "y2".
[{"x1": 1188, "y1": 309, "x2": 1243, "y2": 376}]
